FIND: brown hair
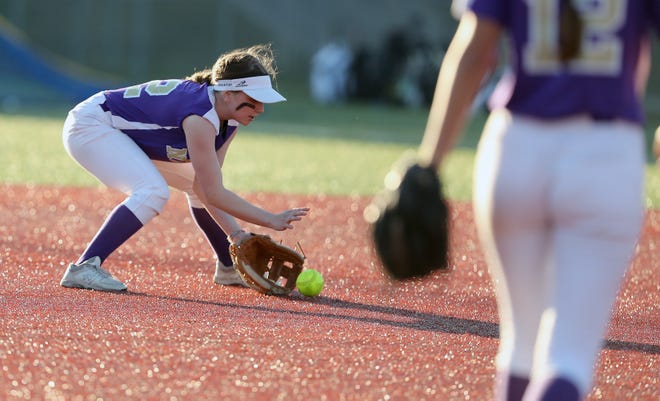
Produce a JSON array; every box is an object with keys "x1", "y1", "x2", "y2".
[
  {"x1": 558, "y1": 0, "x2": 583, "y2": 63},
  {"x1": 186, "y1": 43, "x2": 279, "y2": 84}
]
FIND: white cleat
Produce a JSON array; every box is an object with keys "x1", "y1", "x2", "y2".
[
  {"x1": 60, "y1": 256, "x2": 127, "y2": 291},
  {"x1": 213, "y1": 261, "x2": 247, "y2": 287}
]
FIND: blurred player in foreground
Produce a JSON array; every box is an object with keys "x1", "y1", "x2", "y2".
[
  {"x1": 655, "y1": 126, "x2": 660, "y2": 167},
  {"x1": 416, "y1": 1, "x2": 659, "y2": 400},
  {"x1": 60, "y1": 44, "x2": 308, "y2": 292}
]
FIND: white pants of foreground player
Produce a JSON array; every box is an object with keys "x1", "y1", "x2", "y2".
[{"x1": 473, "y1": 109, "x2": 645, "y2": 398}]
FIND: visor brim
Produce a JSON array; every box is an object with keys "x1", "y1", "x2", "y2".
[{"x1": 243, "y1": 88, "x2": 286, "y2": 103}]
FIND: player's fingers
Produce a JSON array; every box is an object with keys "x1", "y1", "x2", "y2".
[
  {"x1": 273, "y1": 208, "x2": 308, "y2": 230},
  {"x1": 288, "y1": 216, "x2": 302, "y2": 222},
  {"x1": 290, "y1": 208, "x2": 309, "y2": 218},
  {"x1": 292, "y1": 207, "x2": 309, "y2": 216}
]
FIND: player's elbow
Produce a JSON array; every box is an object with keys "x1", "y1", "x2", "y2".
[{"x1": 192, "y1": 176, "x2": 212, "y2": 205}]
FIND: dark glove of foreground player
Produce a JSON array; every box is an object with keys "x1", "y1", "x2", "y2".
[{"x1": 365, "y1": 163, "x2": 450, "y2": 280}]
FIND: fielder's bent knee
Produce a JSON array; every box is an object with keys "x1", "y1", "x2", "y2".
[{"x1": 125, "y1": 185, "x2": 170, "y2": 224}]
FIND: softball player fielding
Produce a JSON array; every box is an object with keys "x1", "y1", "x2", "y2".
[{"x1": 60, "y1": 44, "x2": 308, "y2": 292}]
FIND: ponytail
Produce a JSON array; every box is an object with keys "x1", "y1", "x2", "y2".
[
  {"x1": 558, "y1": 0, "x2": 583, "y2": 63},
  {"x1": 185, "y1": 44, "x2": 278, "y2": 86},
  {"x1": 186, "y1": 69, "x2": 213, "y2": 84}
]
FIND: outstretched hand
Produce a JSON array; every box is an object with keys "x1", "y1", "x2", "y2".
[{"x1": 270, "y1": 207, "x2": 310, "y2": 230}]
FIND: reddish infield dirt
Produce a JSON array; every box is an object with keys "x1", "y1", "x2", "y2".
[{"x1": 0, "y1": 184, "x2": 658, "y2": 401}]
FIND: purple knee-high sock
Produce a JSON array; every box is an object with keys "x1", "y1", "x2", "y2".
[
  {"x1": 540, "y1": 377, "x2": 580, "y2": 401},
  {"x1": 506, "y1": 375, "x2": 530, "y2": 401},
  {"x1": 78, "y1": 204, "x2": 143, "y2": 264},
  {"x1": 190, "y1": 207, "x2": 233, "y2": 266}
]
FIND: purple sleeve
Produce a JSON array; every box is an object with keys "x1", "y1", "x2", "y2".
[{"x1": 469, "y1": 0, "x2": 510, "y2": 25}]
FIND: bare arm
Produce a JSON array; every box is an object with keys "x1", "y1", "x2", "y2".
[
  {"x1": 183, "y1": 115, "x2": 308, "y2": 231},
  {"x1": 418, "y1": 12, "x2": 502, "y2": 170},
  {"x1": 635, "y1": 36, "x2": 651, "y2": 99},
  {"x1": 199, "y1": 129, "x2": 243, "y2": 236},
  {"x1": 200, "y1": 129, "x2": 257, "y2": 243},
  {"x1": 654, "y1": 126, "x2": 660, "y2": 168}
]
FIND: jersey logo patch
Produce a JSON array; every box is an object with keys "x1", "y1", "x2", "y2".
[{"x1": 166, "y1": 145, "x2": 189, "y2": 162}]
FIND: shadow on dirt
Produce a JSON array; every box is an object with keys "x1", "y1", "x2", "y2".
[{"x1": 122, "y1": 291, "x2": 658, "y2": 355}]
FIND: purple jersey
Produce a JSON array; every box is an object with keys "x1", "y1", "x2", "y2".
[
  {"x1": 100, "y1": 79, "x2": 237, "y2": 162},
  {"x1": 470, "y1": 0, "x2": 660, "y2": 123}
]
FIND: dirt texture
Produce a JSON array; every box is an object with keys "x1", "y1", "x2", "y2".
[{"x1": 0, "y1": 184, "x2": 657, "y2": 401}]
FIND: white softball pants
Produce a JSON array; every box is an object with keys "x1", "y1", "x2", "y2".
[
  {"x1": 473, "y1": 109, "x2": 645, "y2": 397},
  {"x1": 62, "y1": 92, "x2": 203, "y2": 224}
]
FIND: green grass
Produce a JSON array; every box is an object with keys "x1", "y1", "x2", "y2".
[
  {"x1": 221, "y1": 126, "x2": 476, "y2": 199},
  {"x1": 1, "y1": 95, "x2": 659, "y2": 208},
  {"x1": 1, "y1": 110, "x2": 98, "y2": 187}
]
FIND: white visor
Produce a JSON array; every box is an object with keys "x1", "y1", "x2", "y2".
[{"x1": 212, "y1": 75, "x2": 286, "y2": 103}]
